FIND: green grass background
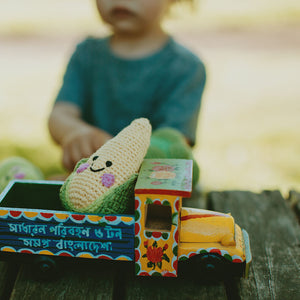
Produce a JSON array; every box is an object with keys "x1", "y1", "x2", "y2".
[{"x1": 0, "y1": 0, "x2": 299, "y2": 194}]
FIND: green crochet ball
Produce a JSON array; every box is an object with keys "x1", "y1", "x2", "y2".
[{"x1": 0, "y1": 157, "x2": 44, "y2": 193}]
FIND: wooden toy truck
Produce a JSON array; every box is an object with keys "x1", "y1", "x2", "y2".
[{"x1": 0, "y1": 159, "x2": 251, "y2": 279}]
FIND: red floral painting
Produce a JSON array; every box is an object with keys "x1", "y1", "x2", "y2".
[
  {"x1": 142, "y1": 240, "x2": 170, "y2": 270},
  {"x1": 152, "y1": 165, "x2": 175, "y2": 172}
]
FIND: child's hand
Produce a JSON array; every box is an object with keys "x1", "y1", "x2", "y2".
[
  {"x1": 48, "y1": 102, "x2": 113, "y2": 172},
  {"x1": 62, "y1": 126, "x2": 112, "y2": 172}
]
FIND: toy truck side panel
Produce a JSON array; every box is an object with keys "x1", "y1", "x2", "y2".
[
  {"x1": 134, "y1": 193, "x2": 181, "y2": 277},
  {"x1": 0, "y1": 181, "x2": 135, "y2": 261},
  {"x1": 178, "y1": 211, "x2": 251, "y2": 278},
  {"x1": 178, "y1": 227, "x2": 251, "y2": 278},
  {"x1": 134, "y1": 159, "x2": 193, "y2": 277},
  {"x1": 180, "y1": 207, "x2": 236, "y2": 245},
  {"x1": 178, "y1": 224, "x2": 246, "y2": 262}
]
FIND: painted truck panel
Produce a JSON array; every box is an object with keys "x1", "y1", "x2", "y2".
[
  {"x1": 0, "y1": 181, "x2": 134, "y2": 261},
  {"x1": 0, "y1": 159, "x2": 251, "y2": 279}
]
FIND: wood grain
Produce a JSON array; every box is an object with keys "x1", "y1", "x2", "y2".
[
  {"x1": 124, "y1": 276, "x2": 228, "y2": 300},
  {"x1": 0, "y1": 262, "x2": 19, "y2": 300},
  {"x1": 208, "y1": 190, "x2": 300, "y2": 300},
  {"x1": 9, "y1": 260, "x2": 116, "y2": 300}
]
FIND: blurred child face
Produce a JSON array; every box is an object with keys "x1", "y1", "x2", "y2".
[{"x1": 96, "y1": 0, "x2": 173, "y2": 35}]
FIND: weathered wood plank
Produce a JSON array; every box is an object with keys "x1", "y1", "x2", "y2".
[
  {"x1": 0, "y1": 262, "x2": 19, "y2": 300},
  {"x1": 9, "y1": 259, "x2": 117, "y2": 300},
  {"x1": 208, "y1": 190, "x2": 300, "y2": 300},
  {"x1": 124, "y1": 276, "x2": 227, "y2": 300}
]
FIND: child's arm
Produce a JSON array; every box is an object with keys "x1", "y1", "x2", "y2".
[{"x1": 48, "y1": 101, "x2": 112, "y2": 171}]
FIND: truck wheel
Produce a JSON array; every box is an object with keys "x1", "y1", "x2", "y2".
[
  {"x1": 199, "y1": 253, "x2": 225, "y2": 278},
  {"x1": 33, "y1": 256, "x2": 57, "y2": 280}
]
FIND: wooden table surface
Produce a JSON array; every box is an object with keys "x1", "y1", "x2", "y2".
[{"x1": 0, "y1": 190, "x2": 299, "y2": 300}]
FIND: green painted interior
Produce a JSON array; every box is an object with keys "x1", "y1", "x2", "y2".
[{"x1": 0, "y1": 182, "x2": 65, "y2": 211}]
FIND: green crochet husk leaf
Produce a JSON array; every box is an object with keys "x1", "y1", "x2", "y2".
[
  {"x1": 74, "y1": 157, "x2": 89, "y2": 170},
  {"x1": 60, "y1": 173, "x2": 138, "y2": 215}
]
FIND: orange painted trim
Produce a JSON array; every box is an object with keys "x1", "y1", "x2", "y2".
[{"x1": 181, "y1": 214, "x2": 224, "y2": 221}]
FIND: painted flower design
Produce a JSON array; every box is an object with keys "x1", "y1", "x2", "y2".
[
  {"x1": 152, "y1": 165, "x2": 175, "y2": 172},
  {"x1": 149, "y1": 171, "x2": 176, "y2": 179},
  {"x1": 142, "y1": 241, "x2": 170, "y2": 270},
  {"x1": 150, "y1": 181, "x2": 163, "y2": 185}
]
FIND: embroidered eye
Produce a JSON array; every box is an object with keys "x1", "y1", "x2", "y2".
[
  {"x1": 92, "y1": 156, "x2": 99, "y2": 161},
  {"x1": 106, "y1": 161, "x2": 112, "y2": 167}
]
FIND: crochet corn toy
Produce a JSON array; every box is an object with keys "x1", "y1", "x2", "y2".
[
  {"x1": 60, "y1": 118, "x2": 151, "y2": 214},
  {"x1": 0, "y1": 157, "x2": 44, "y2": 193}
]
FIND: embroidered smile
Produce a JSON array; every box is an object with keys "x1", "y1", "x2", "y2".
[{"x1": 90, "y1": 157, "x2": 113, "y2": 172}]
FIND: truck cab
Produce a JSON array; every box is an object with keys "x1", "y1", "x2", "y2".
[{"x1": 134, "y1": 159, "x2": 251, "y2": 278}]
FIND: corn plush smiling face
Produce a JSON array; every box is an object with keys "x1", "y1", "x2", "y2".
[
  {"x1": 76, "y1": 157, "x2": 115, "y2": 188},
  {"x1": 60, "y1": 118, "x2": 151, "y2": 213}
]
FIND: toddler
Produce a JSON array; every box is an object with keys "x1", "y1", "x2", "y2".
[{"x1": 48, "y1": 0, "x2": 206, "y2": 172}]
